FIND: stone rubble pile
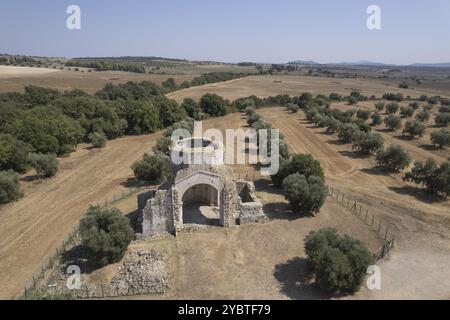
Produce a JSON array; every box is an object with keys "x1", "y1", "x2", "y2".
[{"x1": 111, "y1": 249, "x2": 169, "y2": 295}]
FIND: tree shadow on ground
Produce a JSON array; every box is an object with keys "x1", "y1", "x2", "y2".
[
  {"x1": 338, "y1": 150, "x2": 371, "y2": 159},
  {"x1": 326, "y1": 139, "x2": 346, "y2": 146},
  {"x1": 126, "y1": 209, "x2": 141, "y2": 233},
  {"x1": 419, "y1": 144, "x2": 439, "y2": 151},
  {"x1": 254, "y1": 179, "x2": 284, "y2": 196},
  {"x1": 394, "y1": 135, "x2": 415, "y2": 141},
  {"x1": 375, "y1": 128, "x2": 394, "y2": 133},
  {"x1": 388, "y1": 186, "x2": 443, "y2": 204},
  {"x1": 60, "y1": 244, "x2": 100, "y2": 275},
  {"x1": 360, "y1": 167, "x2": 398, "y2": 176},
  {"x1": 121, "y1": 178, "x2": 145, "y2": 188},
  {"x1": 254, "y1": 179, "x2": 315, "y2": 221},
  {"x1": 273, "y1": 257, "x2": 333, "y2": 300},
  {"x1": 20, "y1": 175, "x2": 41, "y2": 183}
]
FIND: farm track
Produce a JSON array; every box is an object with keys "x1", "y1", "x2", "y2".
[
  {"x1": 0, "y1": 133, "x2": 162, "y2": 299},
  {"x1": 259, "y1": 107, "x2": 450, "y2": 299}
]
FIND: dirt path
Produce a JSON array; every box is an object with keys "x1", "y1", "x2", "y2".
[
  {"x1": 134, "y1": 197, "x2": 383, "y2": 300},
  {"x1": 0, "y1": 133, "x2": 162, "y2": 299},
  {"x1": 259, "y1": 107, "x2": 450, "y2": 299}
]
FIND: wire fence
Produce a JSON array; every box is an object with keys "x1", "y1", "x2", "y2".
[
  {"x1": 326, "y1": 185, "x2": 395, "y2": 264},
  {"x1": 22, "y1": 185, "x2": 155, "y2": 300}
]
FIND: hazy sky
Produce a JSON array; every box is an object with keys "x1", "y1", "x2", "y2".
[{"x1": 1, "y1": 0, "x2": 449, "y2": 64}]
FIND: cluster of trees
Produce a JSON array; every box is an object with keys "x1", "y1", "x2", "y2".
[
  {"x1": 0, "y1": 80, "x2": 238, "y2": 204},
  {"x1": 187, "y1": 72, "x2": 252, "y2": 88},
  {"x1": 245, "y1": 109, "x2": 327, "y2": 215},
  {"x1": 0, "y1": 54, "x2": 41, "y2": 67},
  {"x1": 304, "y1": 228, "x2": 372, "y2": 294},
  {"x1": 382, "y1": 92, "x2": 404, "y2": 102},
  {"x1": 131, "y1": 152, "x2": 171, "y2": 185},
  {"x1": 271, "y1": 153, "x2": 326, "y2": 214},
  {"x1": 66, "y1": 60, "x2": 146, "y2": 73}
]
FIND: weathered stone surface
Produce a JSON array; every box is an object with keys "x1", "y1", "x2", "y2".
[
  {"x1": 139, "y1": 138, "x2": 266, "y2": 237},
  {"x1": 111, "y1": 249, "x2": 169, "y2": 295}
]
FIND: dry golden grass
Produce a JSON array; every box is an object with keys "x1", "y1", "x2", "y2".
[
  {"x1": 0, "y1": 66, "x2": 195, "y2": 94},
  {"x1": 167, "y1": 74, "x2": 450, "y2": 102}
]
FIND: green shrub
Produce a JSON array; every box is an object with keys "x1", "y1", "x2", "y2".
[
  {"x1": 409, "y1": 102, "x2": 420, "y2": 110},
  {"x1": 384, "y1": 114, "x2": 401, "y2": 131},
  {"x1": 181, "y1": 98, "x2": 202, "y2": 120},
  {"x1": 400, "y1": 106, "x2": 415, "y2": 118},
  {"x1": 282, "y1": 173, "x2": 327, "y2": 214},
  {"x1": 304, "y1": 228, "x2": 372, "y2": 294},
  {"x1": 376, "y1": 145, "x2": 411, "y2": 171},
  {"x1": 79, "y1": 206, "x2": 134, "y2": 267},
  {"x1": 430, "y1": 129, "x2": 450, "y2": 148},
  {"x1": 200, "y1": 93, "x2": 229, "y2": 117},
  {"x1": 338, "y1": 123, "x2": 361, "y2": 143},
  {"x1": 325, "y1": 117, "x2": 341, "y2": 133},
  {"x1": 13, "y1": 107, "x2": 84, "y2": 155},
  {"x1": 27, "y1": 153, "x2": 59, "y2": 178},
  {"x1": 404, "y1": 159, "x2": 450, "y2": 198},
  {"x1": 0, "y1": 170, "x2": 23, "y2": 204},
  {"x1": 247, "y1": 112, "x2": 262, "y2": 126},
  {"x1": 375, "y1": 102, "x2": 385, "y2": 112},
  {"x1": 352, "y1": 132, "x2": 384, "y2": 155},
  {"x1": 356, "y1": 110, "x2": 371, "y2": 121},
  {"x1": 271, "y1": 154, "x2": 324, "y2": 187},
  {"x1": 415, "y1": 109, "x2": 430, "y2": 122},
  {"x1": 286, "y1": 103, "x2": 299, "y2": 113},
  {"x1": 0, "y1": 134, "x2": 34, "y2": 173},
  {"x1": 435, "y1": 113, "x2": 450, "y2": 127},
  {"x1": 88, "y1": 132, "x2": 107, "y2": 148},
  {"x1": 386, "y1": 103, "x2": 400, "y2": 114},
  {"x1": 370, "y1": 113, "x2": 382, "y2": 126},
  {"x1": 158, "y1": 98, "x2": 187, "y2": 127},
  {"x1": 403, "y1": 120, "x2": 426, "y2": 138},
  {"x1": 131, "y1": 152, "x2": 171, "y2": 184}
]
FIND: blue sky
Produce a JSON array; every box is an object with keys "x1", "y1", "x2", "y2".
[{"x1": 1, "y1": 0, "x2": 449, "y2": 64}]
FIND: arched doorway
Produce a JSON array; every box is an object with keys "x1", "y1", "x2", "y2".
[{"x1": 181, "y1": 184, "x2": 220, "y2": 226}]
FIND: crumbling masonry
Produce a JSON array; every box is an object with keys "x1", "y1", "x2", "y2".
[{"x1": 138, "y1": 137, "x2": 265, "y2": 237}]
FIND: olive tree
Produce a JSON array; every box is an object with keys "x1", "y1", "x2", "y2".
[
  {"x1": 79, "y1": 206, "x2": 134, "y2": 267},
  {"x1": 375, "y1": 145, "x2": 411, "y2": 171},
  {"x1": 282, "y1": 173, "x2": 327, "y2": 214},
  {"x1": 384, "y1": 114, "x2": 401, "y2": 131},
  {"x1": 0, "y1": 170, "x2": 23, "y2": 204},
  {"x1": 304, "y1": 228, "x2": 372, "y2": 294},
  {"x1": 27, "y1": 153, "x2": 59, "y2": 178},
  {"x1": 403, "y1": 120, "x2": 426, "y2": 138},
  {"x1": 430, "y1": 129, "x2": 450, "y2": 148}
]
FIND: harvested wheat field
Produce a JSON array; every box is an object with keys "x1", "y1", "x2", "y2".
[
  {"x1": 0, "y1": 66, "x2": 195, "y2": 94},
  {"x1": 0, "y1": 132, "x2": 163, "y2": 299},
  {"x1": 167, "y1": 74, "x2": 450, "y2": 103},
  {"x1": 258, "y1": 107, "x2": 450, "y2": 299}
]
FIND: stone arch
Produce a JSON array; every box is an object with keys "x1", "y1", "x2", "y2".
[{"x1": 172, "y1": 171, "x2": 224, "y2": 231}]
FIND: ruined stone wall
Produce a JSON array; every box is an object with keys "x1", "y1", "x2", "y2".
[
  {"x1": 142, "y1": 190, "x2": 175, "y2": 236},
  {"x1": 236, "y1": 181, "x2": 265, "y2": 224}
]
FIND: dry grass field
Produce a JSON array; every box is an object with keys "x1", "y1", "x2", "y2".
[
  {"x1": 167, "y1": 74, "x2": 450, "y2": 102},
  {"x1": 1, "y1": 71, "x2": 450, "y2": 299},
  {"x1": 0, "y1": 66, "x2": 195, "y2": 94},
  {"x1": 258, "y1": 107, "x2": 450, "y2": 299},
  {"x1": 0, "y1": 132, "x2": 163, "y2": 299}
]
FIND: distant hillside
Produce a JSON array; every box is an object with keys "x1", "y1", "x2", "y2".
[
  {"x1": 408, "y1": 62, "x2": 450, "y2": 68},
  {"x1": 288, "y1": 60, "x2": 319, "y2": 65}
]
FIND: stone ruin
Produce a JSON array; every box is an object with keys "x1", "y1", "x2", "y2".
[{"x1": 137, "y1": 137, "x2": 265, "y2": 237}]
